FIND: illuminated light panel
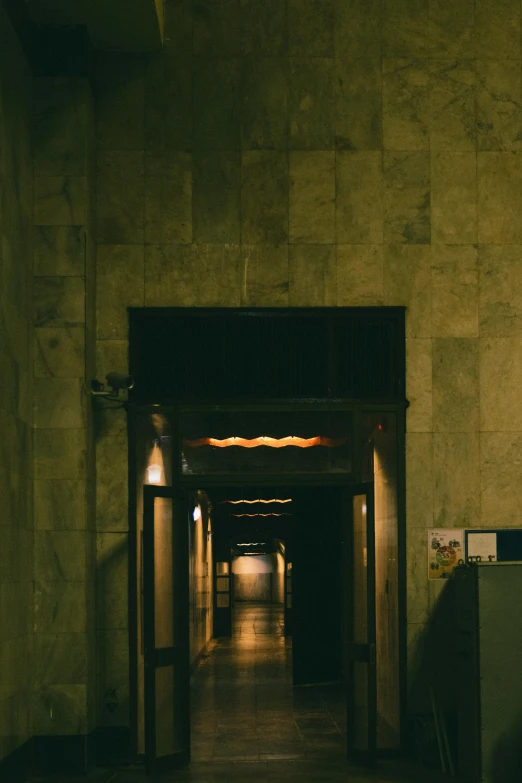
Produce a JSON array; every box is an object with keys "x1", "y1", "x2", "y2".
[
  {"x1": 183, "y1": 436, "x2": 348, "y2": 449},
  {"x1": 229, "y1": 513, "x2": 291, "y2": 518},
  {"x1": 219, "y1": 498, "x2": 292, "y2": 505},
  {"x1": 146, "y1": 464, "x2": 162, "y2": 484},
  {"x1": 237, "y1": 542, "x2": 266, "y2": 547}
]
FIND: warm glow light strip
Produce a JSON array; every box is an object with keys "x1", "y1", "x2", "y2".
[
  {"x1": 219, "y1": 498, "x2": 292, "y2": 505},
  {"x1": 230, "y1": 513, "x2": 291, "y2": 518},
  {"x1": 183, "y1": 436, "x2": 348, "y2": 449}
]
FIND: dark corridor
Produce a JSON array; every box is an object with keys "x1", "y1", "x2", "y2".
[
  {"x1": 209, "y1": 485, "x2": 343, "y2": 689},
  {"x1": 191, "y1": 603, "x2": 347, "y2": 763}
]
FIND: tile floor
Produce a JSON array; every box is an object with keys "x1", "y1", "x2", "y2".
[
  {"x1": 191, "y1": 603, "x2": 347, "y2": 764},
  {"x1": 28, "y1": 604, "x2": 446, "y2": 783},
  {"x1": 108, "y1": 603, "x2": 446, "y2": 782}
]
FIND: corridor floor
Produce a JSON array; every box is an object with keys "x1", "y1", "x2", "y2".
[
  {"x1": 191, "y1": 603, "x2": 347, "y2": 764},
  {"x1": 107, "y1": 603, "x2": 446, "y2": 783}
]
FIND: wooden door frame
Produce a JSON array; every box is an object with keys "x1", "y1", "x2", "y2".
[
  {"x1": 142, "y1": 485, "x2": 191, "y2": 771},
  {"x1": 128, "y1": 401, "x2": 407, "y2": 760}
]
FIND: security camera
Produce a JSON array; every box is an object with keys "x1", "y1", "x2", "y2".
[
  {"x1": 89, "y1": 372, "x2": 134, "y2": 400},
  {"x1": 106, "y1": 372, "x2": 134, "y2": 392}
]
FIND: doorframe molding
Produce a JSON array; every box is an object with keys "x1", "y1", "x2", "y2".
[{"x1": 128, "y1": 401, "x2": 407, "y2": 760}]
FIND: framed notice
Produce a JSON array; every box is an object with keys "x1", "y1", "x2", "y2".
[
  {"x1": 428, "y1": 529, "x2": 464, "y2": 580},
  {"x1": 464, "y1": 529, "x2": 522, "y2": 563},
  {"x1": 466, "y1": 532, "x2": 497, "y2": 562}
]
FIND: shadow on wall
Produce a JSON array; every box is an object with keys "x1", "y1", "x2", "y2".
[
  {"x1": 409, "y1": 577, "x2": 522, "y2": 781},
  {"x1": 96, "y1": 534, "x2": 129, "y2": 740},
  {"x1": 407, "y1": 580, "x2": 458, "y2": 768},
  {"x1": 490, "y1": 715, "x2": 522, "y2": 783}
]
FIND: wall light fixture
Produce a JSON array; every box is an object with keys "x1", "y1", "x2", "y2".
[{"x1": 146, "y1": 464, "x2": 162, "y2": 484}]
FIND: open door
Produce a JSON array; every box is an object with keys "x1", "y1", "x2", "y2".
[
  {"x1": 345, "y1": 483, "x2": 377, "y2": 765},
  {"x1": 143, "y1": 486, "x2": 190, "y2": 772},
  {"x1": 292, "y1": 487, "x2": 342, "y2": 686},
  {"x1": 213, "y1": 556, "x2": 232, "y2": 637}
]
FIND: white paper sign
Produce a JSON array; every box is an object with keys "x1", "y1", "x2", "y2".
[
  {"x1": 428, "y1": 529, "x2": 464, "y2": 580},
  {"x1": 467, "y1": 532, "x2": 497, "y2": 562}
]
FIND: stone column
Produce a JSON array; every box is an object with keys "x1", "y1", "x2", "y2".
[
  {"x1": 0, "y1": 3, "x2": 35, "y2": 766},
  {"x1": 33, "y1": 76, "x2": 96, "y2": 770}
]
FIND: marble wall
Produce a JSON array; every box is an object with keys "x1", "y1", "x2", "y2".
[
  {"x1": 33, "y1": 75, "x2": 97, "y2": 740},
  {"x1": 91, "y1": 0, "x2": 522, "y2": 723},
  {"x1": 0, "y1": 4, "x2": 35, "y2": 764}
]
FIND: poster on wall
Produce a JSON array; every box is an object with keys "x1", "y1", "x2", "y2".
[{"x1": 428, "y1": 529, "x2": 464, "y2": 580}]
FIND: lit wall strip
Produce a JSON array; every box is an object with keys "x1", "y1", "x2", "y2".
[
  {"x1": 183, "y1": 435, "x2": 348, "y2": 449},
  {"x1": 218, "y1": 498, "x2": 292, "y2": 505}
]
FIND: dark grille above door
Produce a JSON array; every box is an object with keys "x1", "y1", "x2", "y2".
[{"x1": 128, "y1": 308, "x2": 405, "y2": 404}]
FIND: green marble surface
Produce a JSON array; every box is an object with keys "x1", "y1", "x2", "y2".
[
  {"x1": 479, "y1": 337, "x2": 522, "y2": 431},
  {"x1": 431, "y1": 151, "x2": 477, "y2": 243},
  {"x1": 336, "y1": 151, "x2": 383, "y2": 243},
  {"x1": 241, "y1": 151, "x2": 288, "y2": 243},
  {"x1": 288, "y1": 0, "x2": 335, "y2": 57},
  {"x1": 241, "y1": 245, "x2": 289, "y2": 306},
  {"x1": 193, "y1": 0, "x2": 241, "y2": 57},
  {"x1": 97, "y1": 152, "x2": 144, "y2": 244},
  {"x1": 288, "y1": 58, "x2": 334, "y2": 149},
  {"x1": 337, "y1": 245, "x2": 384, "y2": 305},
  {"x1": 34, "y1": 277, "x2": 86, "y2": 329},
  {"x1": 335, "y1": 58, "x2": 382, "y2": 150},
  {"x1": 192, "y1": 151, "x2": 240, "y2": 242},
  {"x1": 432, "y1": 338, "x2": 479, "y2": 432},
  {"x1": 431, "y1": 245, "x2": 478, "y2": 337},
  {"x1": 34, "y1": 226, "x2": 85, "y2": 276},
  {"x1": 145, "y1": 152, "x2": 193, "y2": 243},
  {"x1": 241, "y1": 57, "x2": 288, "y2": 150},
  {"x1": 96, "y1": 246, "x2": 144, "y2": 340},
  {"x1": 384, "y1": 151, "x2": 430, "y2": 244},
  {"x1": 240, "y1": 0, "x2": 287, "y2": 55},
  {"x1": 289, "y1": 151, "x2": 335, "y2": 243},
  {"x1": 288, "y1": 245, "x2": 336, "y2": 305},
  {"x1": 479, "y1": 245, "x2": 522, "y2": 337}
]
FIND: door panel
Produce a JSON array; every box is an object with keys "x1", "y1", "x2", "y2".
[
  {"x1": 143, "y1": 487, "x2": 190, "y2": 771},
  {"x1": 292, "y1": 488, "x2": 342, "y2": 686},
  {"x1": 346, "y1": 483, "x2": 377, "y2": 764},
  {"x1": 284, "y1": 560, "x2": 292, "y2": 636},
  {"x1": 214, "y1": 559, "x2": 232, "y2": 636}
]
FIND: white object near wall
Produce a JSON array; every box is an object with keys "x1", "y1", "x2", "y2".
[{"x1": 466, "y1": 532, "x2": 497, "y2": 563}]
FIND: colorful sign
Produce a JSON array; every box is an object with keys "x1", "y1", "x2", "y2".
[{"x1": 428, "y1": 529, "x2": 464, "y2": 580}]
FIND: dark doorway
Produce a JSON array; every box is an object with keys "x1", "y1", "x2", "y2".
[
  {"x1": 291, "y1": 487, "x2": 342, "y2": 686},
  {"x1": 129, "y1": 307, "x2": 406, "y2": 771}
]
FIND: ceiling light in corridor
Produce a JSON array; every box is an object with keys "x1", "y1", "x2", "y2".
[
  {"x1": 183, "y1": 436, "x2": 348, "y2": 449},
  {"x1": 219, "y1": 498, "x2": 292, "y2": 505}
]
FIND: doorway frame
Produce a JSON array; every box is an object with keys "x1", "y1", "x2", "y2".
[{"x1": 128, "y1": 400, "x2": 407, "y2": 758}]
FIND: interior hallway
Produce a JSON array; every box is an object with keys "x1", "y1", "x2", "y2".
[
  {"x1": 191, "y1": 603, "x2": 347, "y2": 763},
  {"x1": 99, "y1": 605, "x2": 445, "y2": 783},
  {"x1": 25, "y1": 604, "x2": 447, "y2": 783}
]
